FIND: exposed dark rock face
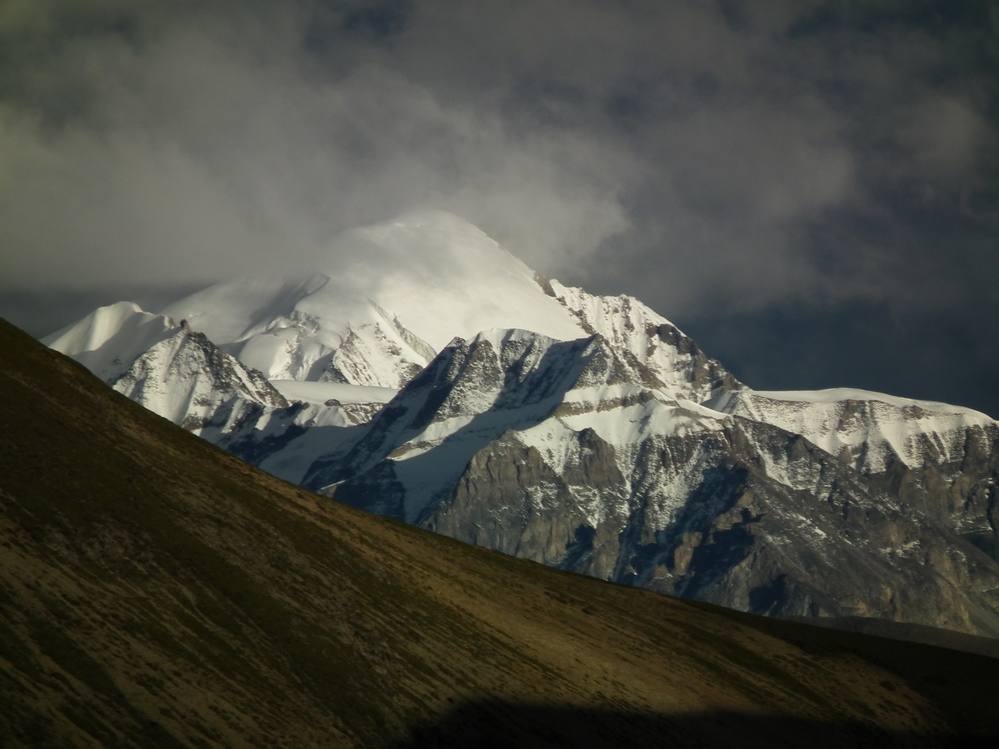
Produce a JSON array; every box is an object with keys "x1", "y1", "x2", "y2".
[
  {"x1": 433, "y1": 417, "x2": 999, "y2": 636},
  {"x1": 868, "y1": 424, "x2": 999, "y2": 561},
  {"x1": 313, "y1": 328, "x2": 999, "y2": 638},
  {"x1": 718, "y1": 391, "x2": 999, "y2": 567},
  {"x1": 432, "y1": 428, "x2": 630, "y2": 578}
]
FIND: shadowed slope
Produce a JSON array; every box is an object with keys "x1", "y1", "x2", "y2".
[{"x1": 1, "y1": 317, "x2": 997, "y2": 748}]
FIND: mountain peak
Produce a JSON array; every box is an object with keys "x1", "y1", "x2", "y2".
[
  {"x1": 147, "y1": 212, "x2": 589, "y2": 385},
  {"x1": 42, "y1": 301, "x2": 177, "y2": 383},
  {"x1": 380, "y1": 207, "x2": 490, "y2": 232}
]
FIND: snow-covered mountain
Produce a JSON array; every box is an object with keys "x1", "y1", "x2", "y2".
[
  {"x1": 156, "y1": 211, "x2": 586, "y2": 387},
  {"x1": 44, "y1": 209, "x2": 999, "y2": 638},
  {"x1": 44, "y1": 301, "x2": 289, "y2": 432},
  {"x1": 308, "y1": 325, "x2": 999, "y2": 636},
  {"x1": 303, "y1": 327, "x2": 728, "y2": 522}
]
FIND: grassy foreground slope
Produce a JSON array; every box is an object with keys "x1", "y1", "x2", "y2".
[{"x1": 1, "y1": 317, "x2": 997, "y2": 748}]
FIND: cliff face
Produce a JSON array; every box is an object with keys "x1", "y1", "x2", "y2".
[
  {"x1": 716, "y1": 390, "x2": 999, "y2": 562},
  {"x1": 426, "y1": 418, "x2": 999, "y2": 636},
  {"x1": 870, "y1": 424, "x2": 999, "y2": 561},
  {"x1": 314, "y1": 327, "x2": 999, "y2": 638}
]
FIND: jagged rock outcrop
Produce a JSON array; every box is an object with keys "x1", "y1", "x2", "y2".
[
  {"x1": 113, "y1": 327, "x2": 290, "y2": 433},
  {"x1": 548, "y1": 280, "x2": 740, "y2": 403},
  {"x1": 312, "y1": 327, "x2": 999, "y2": 638},
  {"x1": 714, "y1": 390, "x2": 999, "y2": 561}
]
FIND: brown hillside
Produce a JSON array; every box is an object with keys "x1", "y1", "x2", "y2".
[{"x1": 1, "y1": 318, "x2": 997, "y2": 748}]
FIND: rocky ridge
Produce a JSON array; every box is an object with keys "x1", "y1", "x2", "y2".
[{"x1": 312, "y1": 327, "x2": 999, "y2": 637}]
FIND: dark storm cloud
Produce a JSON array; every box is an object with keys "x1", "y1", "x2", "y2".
[
  {"x1": 1, "y1": 0, "x2": 997, "y2": 413},
  {"x1": 0, "y1": 0, "x2": 636, "y2": 285}
]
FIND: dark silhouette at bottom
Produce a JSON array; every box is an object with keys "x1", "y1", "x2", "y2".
[{"x1": 389, "y1": 700, "x2": 994, "y2": 749}]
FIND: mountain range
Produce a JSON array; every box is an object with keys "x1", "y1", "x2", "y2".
[
  {"x1": 44, "y1": 210, "x2": 999, "y2": 640},
  {"x1": 4, "y1": 316, "x2": 999, "y2": 746}
]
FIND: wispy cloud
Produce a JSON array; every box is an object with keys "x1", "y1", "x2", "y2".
[{"x1": 2, "y1": 0, "x2": 997, "y2": 412}]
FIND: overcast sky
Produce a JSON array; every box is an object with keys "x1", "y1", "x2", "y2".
[{"x1": 2, "y1": 0, "x2": 997, "y2": 416}]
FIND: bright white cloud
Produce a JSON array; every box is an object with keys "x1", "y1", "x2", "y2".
[{"x1": 0, "y1": 0, "x2": 995, "y2": 327}]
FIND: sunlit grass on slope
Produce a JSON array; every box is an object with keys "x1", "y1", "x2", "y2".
[{"x1": 1, "y1": 318, "x2": 997, "y2": 748}]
